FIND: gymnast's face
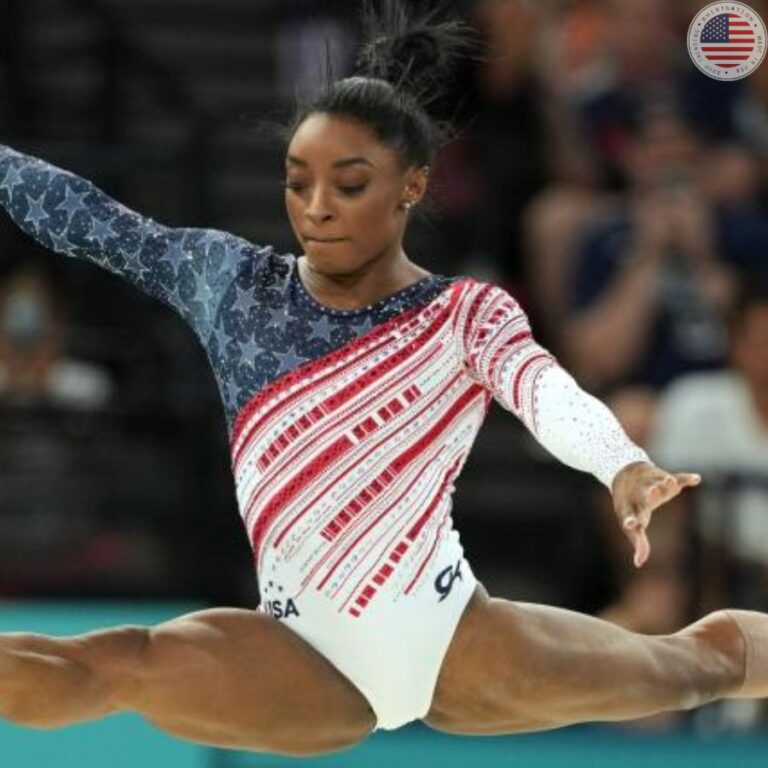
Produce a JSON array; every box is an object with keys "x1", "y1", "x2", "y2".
[{"x1": 284, "y1": 113, "x2": 427, "y2": 276}]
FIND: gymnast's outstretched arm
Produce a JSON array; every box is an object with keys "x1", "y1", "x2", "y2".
[
  {"x1": 455, "y1": 280, "x2": 702, "y2": 567},
  {"x1": 0, "y1": 143, "x2": 264, "y2": 344}
]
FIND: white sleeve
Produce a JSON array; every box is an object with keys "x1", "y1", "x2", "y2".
[
  {"x1": 456, "y1": 281, "x2": 650, "y2": 489},
  {"x1": 533, "y1": 365, "x2": 651, "y2": 488}
]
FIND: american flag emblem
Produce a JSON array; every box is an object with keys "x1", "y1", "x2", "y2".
[
  {"x1": 700, "y1": 12, "x2": 756, "y2": 69},
  {"x1": 688, "y1": 2, "x2": 766, "y2": 81}
]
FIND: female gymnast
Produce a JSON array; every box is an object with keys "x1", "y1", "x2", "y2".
[{"x1": 0, "y1": 1, "x2": 765, "y2": 758}]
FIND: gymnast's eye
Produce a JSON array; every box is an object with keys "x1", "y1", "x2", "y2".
[
  {"x1": 282, "y1": 180, "x2": 367, "y2": 197},
  {"x1": 338, "y1": 184, "x2": 366, "y2": 197}
]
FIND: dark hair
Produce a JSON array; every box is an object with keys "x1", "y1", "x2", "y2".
[{"x1": 284, "y1": 0, "x2": 480, "y2": 169}]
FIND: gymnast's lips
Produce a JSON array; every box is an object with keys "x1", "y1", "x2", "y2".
[{"x1": 304, "y1": 235, "x2": 349, "y2": 243}]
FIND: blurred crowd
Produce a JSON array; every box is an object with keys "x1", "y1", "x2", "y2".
[{"x1": 0, "y1": 0, "x2": 767, "y2": 734}]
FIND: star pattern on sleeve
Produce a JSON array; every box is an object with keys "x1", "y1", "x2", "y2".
[
  {"x1": 232, "y1": 283, "x2": 259, "y2": 317},
  {"x1": 354, "y1": 315, "x2": 375, "y2": 334},
  {"x1": 308, "y1": 314, "x2": 334, "y2": 342},
  {"x1": 24, "y1": 192, "x2": 48, "y2": 230},
  {"x1": 191, "y1": 229, "x2": 219, "y2": 254},
  {"x1": 238, "y1": 336, "x2": 262, "y2": 365},
  {"x1": 274, "y1": 346, "x2": 309, "y2": 376},
  {"x1": 267, "y1": 305, "x2": 290, "y2": 333},
  {"x1": 56, "y1": 185, "x2": 88, "y2": 220},
  {"x1": 163, "y1": 237, "x2": 190, "y2": 274},
  {"x1": 86, "y1": 215, "x2": 118, "y2": 247},
  {"x1": 0, "y1": 164, "x2": 24, "y2": 195},
  {"x1": 225, "y1": 378, "x2": 240, "y2": 410},
  {"x1": 0, "y1": 144, "x2": 260, "y2": 348},
  {"x1": 192, "y1": 268, "x2": 217, "y2": 318},
  {"x1": 47, "y1": 224, "x2": 76, "y2": 256},
  {"x1": 212, "y1": 323, "x2": 230, "y2": 357}
]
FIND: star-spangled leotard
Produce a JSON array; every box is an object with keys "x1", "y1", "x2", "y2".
[{"x1": 0, "y1": 144, "x2": 648, "y2": 728}]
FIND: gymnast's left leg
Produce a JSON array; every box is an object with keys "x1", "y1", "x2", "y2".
[{"x1": 423, "y1": 585, "x2": 766, "y2": 735}]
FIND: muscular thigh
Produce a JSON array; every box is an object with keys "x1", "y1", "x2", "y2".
[
  {"x1": 114, "y1": 608, "x2": 376, "y2": 755},
  {"x1": 423, "y1": 588, "x2": 701, "y2": 735}
]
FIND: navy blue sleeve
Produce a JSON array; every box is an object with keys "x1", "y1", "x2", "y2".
[{"x1": 0, "y1": 143, "x2": 263, "y2": 344}]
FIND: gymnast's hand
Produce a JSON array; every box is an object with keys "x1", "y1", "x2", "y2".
[{"x1": 611, "y1": 462, "x2": 701, "y2": 569}]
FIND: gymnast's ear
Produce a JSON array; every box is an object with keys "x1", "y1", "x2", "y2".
[{"x1": 402, "y1": 165, "x2": 429, "y2": 207}]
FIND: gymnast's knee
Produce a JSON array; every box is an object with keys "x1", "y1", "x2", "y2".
[
  {"x1": 668, "y1": 610, "x2": 746, "y2": 705},
  {"x1": 68, "y1": 624, "x2": 152, "y2": 709}
]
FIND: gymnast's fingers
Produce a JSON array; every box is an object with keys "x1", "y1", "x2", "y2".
[
  {"x1": 622, "y1": 514, "x2": 651, "y2": 569},
  {"x1": 644, "y1": 472, "x2": 699, "y2": 511},
  {"x1": 674, "y1": 472, "x2": 702, "y2": 488},
  {"x1": 632, "y1": 526, "x2": 650, "y2": 568}
]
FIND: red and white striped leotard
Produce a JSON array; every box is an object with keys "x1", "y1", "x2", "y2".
[
  {"x1": 229, "y1": 277, "x2": 648, "y2": 729},
  {"x1": 233, "y1": 278, "x2": 645, "y2": 619}
]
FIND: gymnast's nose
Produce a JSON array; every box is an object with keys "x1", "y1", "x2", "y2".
[{"x1": 305, "y1": 187, "x2": 335, "y2": 224}]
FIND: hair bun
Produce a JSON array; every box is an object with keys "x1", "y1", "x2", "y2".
[
  {"x1": 393, "y1": 29, "x2": 444, "y2": 74},
  {"x1": 355, "y1": 1, "x2": 478, "y2": 102}
]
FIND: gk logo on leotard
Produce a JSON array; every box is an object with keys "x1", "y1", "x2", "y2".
[{"x1": 434, "y1": 560, "x2": 463, "y2": 602}]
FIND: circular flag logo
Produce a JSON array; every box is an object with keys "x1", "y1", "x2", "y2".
[{"x1": 688, "y1": 2, "x2": 766, "y2": 80}]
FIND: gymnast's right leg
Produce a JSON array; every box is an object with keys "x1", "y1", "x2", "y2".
[
  {"x1": 424, "y1": 585, "x2": 768, "y2": 735},
  {"x1": 0, "y1": 609, "x2": 376, "y2": 756}
]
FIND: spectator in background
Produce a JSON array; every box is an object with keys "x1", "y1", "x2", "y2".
[
  {"x1": 0, "y1": 257, "x2": 112, "y2": 409},
  {"x1": 523, "y1": 0, "x2": 687, "y2": 347},
  {"x1": 549, "y1": 0, "x2": 743, "y2": 187},
  {"x1": 524, "y1": 0, "x2": 762, "y2": 347},
  {"x1": 0, "y1": 256, "x2": 193, "y2": 599},
  {"x1": 651, "y1": 276, "x2": 768, "y2": 614},
  {"x1": 563, "y1": 105, "x2": 768, "y2": 444}
]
